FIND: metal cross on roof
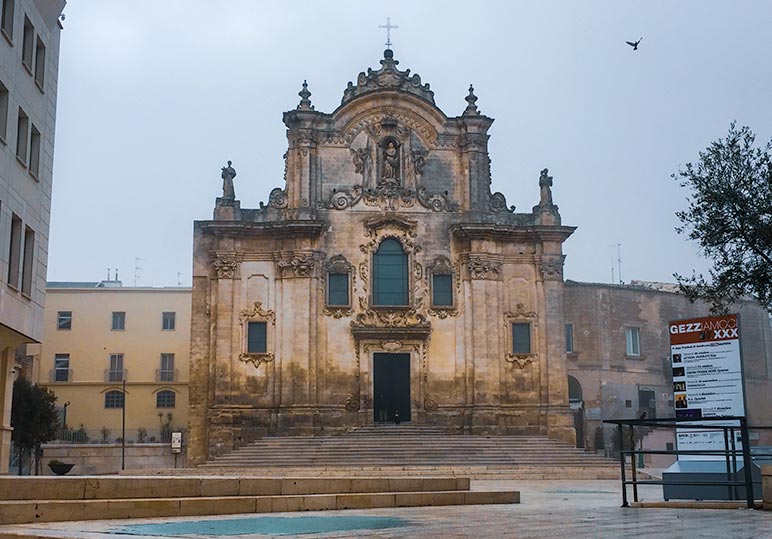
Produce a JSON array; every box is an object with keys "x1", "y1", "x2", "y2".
[{"x1": 378, "y1": 17, "x2": 399, "y2": 48}]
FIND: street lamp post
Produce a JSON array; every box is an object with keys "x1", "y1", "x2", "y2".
[{"x1": 121, "y1": 378, "x2": 126, "y2": 471}]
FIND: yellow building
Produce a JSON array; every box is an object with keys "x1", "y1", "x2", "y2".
[{"x1": 37, "y1": 281, "x2": 190, "y2": 443}]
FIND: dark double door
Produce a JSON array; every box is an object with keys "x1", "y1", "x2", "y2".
[{"x1": 373, "y1": 353, "x2": 411, "y2": 423}]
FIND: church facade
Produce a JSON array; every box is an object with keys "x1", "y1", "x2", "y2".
[{"x1": 188, "y1": 50, "x2": 576, "y2": 463}]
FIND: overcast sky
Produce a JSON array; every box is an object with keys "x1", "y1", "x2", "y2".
[{"x1": 48, "y1": 1, "x2": 772, "y2": 287}]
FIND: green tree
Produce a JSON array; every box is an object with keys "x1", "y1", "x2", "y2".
[
  {"x1": 673, "y1": 123, "x2": 772, "y2": 313},
  {"x1": 10, "y1": 378, "x2": 60, "y2": 475}
]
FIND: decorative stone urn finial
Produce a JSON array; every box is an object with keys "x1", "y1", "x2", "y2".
[
  {"x1": 297, "y1": 80, "x2": 314, "y2": 111},
  {"x1": 463, "y1": 84, "x2": 479, "y2": 116}
]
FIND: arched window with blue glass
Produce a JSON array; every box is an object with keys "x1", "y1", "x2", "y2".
[{"x1": 372, "y1": 238, "x2": 409, "y2": 306}]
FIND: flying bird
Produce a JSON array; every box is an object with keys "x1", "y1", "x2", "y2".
[{"x1": 626, "y1": 37, "x2": 643, "y2": 51}]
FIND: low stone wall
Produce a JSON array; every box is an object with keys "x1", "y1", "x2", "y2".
[
  {"x1": 763, "y1": 465, "x2": 770, "y2": 511},
  {"x1": 41, "y1": 443, "x2": 186, "y2": 475}
]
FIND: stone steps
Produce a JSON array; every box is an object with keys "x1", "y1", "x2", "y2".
[
  {"x1": 199, "y1": 426, "x2": 618, "y2": 478},
  {"x1": 0, "y1": 476, "x2": 518, "y2": 525}
]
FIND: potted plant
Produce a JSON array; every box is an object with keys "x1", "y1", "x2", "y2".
[{"x1": 48, "y1": 459, "x2": 74, "y2": 476}]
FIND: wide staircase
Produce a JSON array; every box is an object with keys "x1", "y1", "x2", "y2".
[{"x1": 198, "y1": 425, "x2": 620, "y2": 479}]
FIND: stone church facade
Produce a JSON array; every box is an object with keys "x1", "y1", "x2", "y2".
[{"x1": 188, "y1": 50, "x2": 577, "y2": 463}]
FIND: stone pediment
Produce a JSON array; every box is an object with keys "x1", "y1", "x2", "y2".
[{"x1": 341, "y1": 49, "x2": 435, "y2": 107}]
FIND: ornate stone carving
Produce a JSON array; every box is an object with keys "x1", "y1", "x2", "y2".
[
  {"x1": 341, "y1": 49, "x2": 435, "y2": 106},
  {"x1": 540, "y1": 256, "x2": 565, "y2": 281},
  {"x1": 506, "y1": 354, "x2": 536, "y2": 369},
  {"x1": 278, "y1": 254, "x2": 316, "y2": 277},
  {"x1": 417, "y1": 187, "x2": 458, "y2": 212},
  {"x1": 505, "y1": 303, "x2": 537, "y2": 320},
  {"x1": 352, "y1": 309, "x2": 429, "y2": 329},
  {"x1": 467, "y1": 256, "x2": 501, "y2": 280},
  {"x1": 268, "y1": 187, "x2": 288, "y2": 209},
  {"x1": 322, "y1": 307, "x2": 353, "y2": 319},
  {"x1": 344, "y1": 392, "x2": 359, "y2": 411},
  {"x1": 213, "y1": 255, "x2": 238, "y2": 279},
  {"x1": 410, "y1": 149, "x2": 427, "y2": 177},
  {"x1": 344, "y1": 111, "x2": 436, "y2": 147},
  {"x1": 238, "y1": 302, "x2": 276, "y2": 369},
  {"x1": 350, "y1": 144, "x2": 373, "y2": 187},
  {"x1": 324, "y1": 254, "x2": 353, "y2": 274},
  {"x1": 239, "y1": 301, "x2": 276, "y2": 325},
  {"x1": 428, "y1": 308, "x2": 458, "y2": 319},
  {"x1": 424, "y1": 395, "x2": 438, "y2": 410},
  {"x1": 381, "y1": 340, "x2": 402, "y2": 353},
  {"x1": 238, "y1": 352, "x2": 275, "y2": 369},
  {"x1": 322, "y1": 186, "x2": 363, "y2": 210},
  {"x1": 489, "y1": 192, "x2": 516, "y2": 213}
]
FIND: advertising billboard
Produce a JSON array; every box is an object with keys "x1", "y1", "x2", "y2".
[{"x1": 669, "y1": 314, "x2": 745, "y2": 459}]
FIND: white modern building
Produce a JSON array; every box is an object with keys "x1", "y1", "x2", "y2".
[{"x1": 0, "y1": 0, "x2": 65, "y2": 473}]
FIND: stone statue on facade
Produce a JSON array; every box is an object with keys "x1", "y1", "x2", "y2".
[
  {"x1": 221, "y1": 160, "x2": 237, "y2": 200},
  {"x1": 382, "y1": 142, "x2": 399, "y2": 182},
  {"x1": 539, "y1": 168, "x2": 553, "y2": 206},
  {"x1": 350, "y1": 146, "x2": 373, "y2": 187}
]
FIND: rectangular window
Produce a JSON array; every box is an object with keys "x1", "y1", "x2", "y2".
[
  {"x1": 112, "y1": 311, "x2": 125, "y2": 330},
  {"x1": 21, "y1": 225, "x2": 33, "y2": 295},
  {"x1": 625, "y1": 327, "x2": 640, "y2": 356},
  {"x1": 16, "y1": 107, "x2": 27, "y2": 164},
  {"x1": 247, "y1": 321, "x2": 267, "y2": 353},
  {"x1": 0, "y1": 81, "x2": 8, "y2": 143},
  {"x1": 565, "y1": 323, "x2": 574, "y2": 353},
  {"x1": 327, "y1": 273, "x2": 349, "y2": 306},
  {"x1": 54, "y1": 354, "x2": 69, "y2": 382},
  {"x1": 159, "y1": 353, "x2": 174, "y2": 382},
  {"x1": 108, "y1": 353, "x2": 124, "y2": 381},
  {"x1": 33, "y1": 36, "x2": 44, "y2": 88},
  {"x1": 7, "y1": 213, "x2": 21, "y2": 288},
  {"x1": 161, "y1": 311, "x2": 175, "y2": 330},
  {"x1": 21, "y1": 15, "x2": 32, "y2": 72},
  {"x1": 431, "y1": 274, "x2": 453, "y2": 307},
  {"x1": 29, "y1": 123, "x2": 39, "y2": 177},
  {"x1": 512, "y1": 323, "x2": 531, "y2": 354},
  {"x1": 57, "y1": 311, "x2": 72, "y2": 330},
  {"x1": 1, "y1": 0, "x2": 14, "y2": 43}
]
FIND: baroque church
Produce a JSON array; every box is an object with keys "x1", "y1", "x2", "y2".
[{"x1": 188, "y1": 48, "x2": 580, "y2": 463}]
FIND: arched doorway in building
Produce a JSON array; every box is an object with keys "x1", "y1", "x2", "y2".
[{"x1": 568, "y1": 375, "x2": 584, "y2": 448}]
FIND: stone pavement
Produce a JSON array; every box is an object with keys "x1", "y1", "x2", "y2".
[{"x1": 0, "y1": 480, "x2": 770, "y2": 538}]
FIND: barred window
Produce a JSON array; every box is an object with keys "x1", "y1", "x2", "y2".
[
  {"x1": 156, "y1": 390, "x2": 175, "y2": 408},
  {"x1": 105, "y1": 390, "x2": 124, "y2": 409}
]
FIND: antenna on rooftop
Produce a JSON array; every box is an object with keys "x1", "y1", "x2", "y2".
[
  {"x1": 608, "y1": 243, "x2": 623, "y2": 284},
  {"x1": 134, "y1": 258, "x2": 143, "y2": 286}
]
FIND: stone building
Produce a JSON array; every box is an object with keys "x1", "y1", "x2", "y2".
[
  {"x1": 563, "y1": 281, "x2": 772, "y2": 451},
  {"x1": 189, "y1": 50, "x2": 577, "y2": 463},
  {"x1": 0, "y1": 0, "x2": 65, "y2": 473}
]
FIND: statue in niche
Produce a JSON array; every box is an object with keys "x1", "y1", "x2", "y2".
[
  {"x1": 539, "y1": 168, "x2": 553, "y2": 206},
  {"x1": 350, "y1": 145, "x2": 373, "y2": 188},
  {"x1": 221, "y1": 160, "x2": 237, "y2": 199},
  {"x1": 382, "y1": 141, "x2": 400, "y2": 183}
]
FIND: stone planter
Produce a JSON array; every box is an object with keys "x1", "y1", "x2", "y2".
[{"x1": 48, "y1": 463, "x2": 74, "y2": 476}]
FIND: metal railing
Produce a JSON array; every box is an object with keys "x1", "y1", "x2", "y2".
[
  {"x1": 49, "y1": 368, "x2": 73, "y2": 382},
  {"x1": 603, "y1": 416, "x2": 772, "y2": 509},
  {"x1": 155, "y1": 368, "x2": 178, "y2": 382},
  {"x1": 104, "y1": 369, "x2": 128, "y2": 382},
  {"x1": 49, "y1": 426, "x2": 186, "y2": 445}
]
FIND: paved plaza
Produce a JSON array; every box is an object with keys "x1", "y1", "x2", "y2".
[{"x1": 0, "y1": 480, "x2": 769, "y2": 538}]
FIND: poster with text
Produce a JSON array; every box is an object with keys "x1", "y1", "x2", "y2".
[{"x1": 669, "y1": 314, "x2": 745, "y2": 460}]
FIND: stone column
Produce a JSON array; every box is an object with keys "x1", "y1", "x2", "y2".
[{"x1": 540, "y1": 254, "x2": 575, "y2": 445}]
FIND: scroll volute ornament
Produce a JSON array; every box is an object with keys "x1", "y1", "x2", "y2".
[{"x1": 213, "y1": 254, "x2": 238, "y2": 279}]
